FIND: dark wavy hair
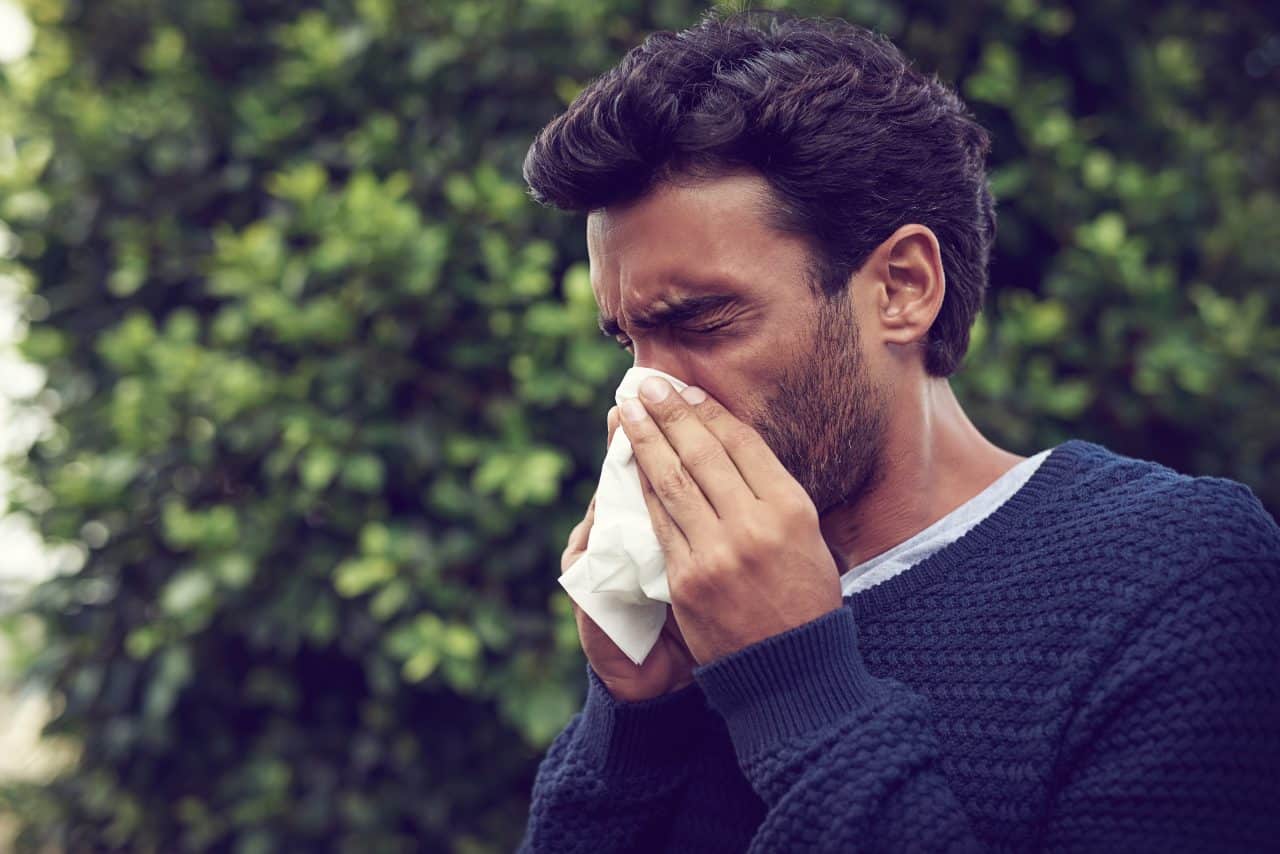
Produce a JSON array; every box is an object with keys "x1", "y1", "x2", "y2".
[{"x1": 522, "y1": 8, "x2": 997, "y2": 377}]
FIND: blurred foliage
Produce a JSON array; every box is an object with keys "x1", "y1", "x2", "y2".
[{"x1": 0, "y1": 0, "x2": 1277, "y2": 850}]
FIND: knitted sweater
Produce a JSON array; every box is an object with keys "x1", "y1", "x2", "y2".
[{"x1": 519, "y1": 440, "x2": 1280, "y2": 852}]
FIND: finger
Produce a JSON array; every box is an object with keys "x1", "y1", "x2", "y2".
[
  {"x1": 630, "y1": 377, "x2": 755, "y2": 517},
  {"x1": 638, "y1": 464, "x2": 691, "y2": 565},
  {"x1": 675, "y1": 386, "x2": 796, "y2": 502},
  {"x1": 561, "y1": 495, "x2": 596, "y2": 574},
  {"x1": 606, "y1": 404, "x2": 620, "y2": 448},
  {"x1": 619, "y1": 396, "x2": 719, "y2": 547},
  {"x1": 562, "y1": 525, "x2": 588, "y2": 573}
]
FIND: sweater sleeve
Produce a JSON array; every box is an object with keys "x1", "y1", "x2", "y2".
[
  {"x1": 692, "y1": 605, "x2": 985, "y2": 853},
  {"x1": 517, "y1": 662, "x2": 722, "y2": 853},
  {"x1": 692, "y1": 556, "x2": 1280, "y2": 853}
]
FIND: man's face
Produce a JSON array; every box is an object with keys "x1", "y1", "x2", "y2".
[{"x1": 587, "y1": 170, "x2": 889, "y2": 514}]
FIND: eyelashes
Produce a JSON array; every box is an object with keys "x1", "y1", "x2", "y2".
[{"x1": 608, "y1": 322, "x2": 731, "y2": 352}]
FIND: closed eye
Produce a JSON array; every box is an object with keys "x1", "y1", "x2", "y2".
[{"x1": 607, "y1": 321, "x2": 731, "y2": 352}]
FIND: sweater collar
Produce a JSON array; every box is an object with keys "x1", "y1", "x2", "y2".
[{"x1": 843, "y1": 439, "x2": 1097, "y2": 622}]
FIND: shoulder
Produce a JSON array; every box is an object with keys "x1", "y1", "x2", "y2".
[
  {"x1": 1042, "y1": 439, "x2": 1280, "y2": 563},
  {"x1": 1029, "y1": 443, "x2": 1279, "y2": 693},
  {"x1": 1049, "y1": 445, "x2": 1280, "y2": 558}
]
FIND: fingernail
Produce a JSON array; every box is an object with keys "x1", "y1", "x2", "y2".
[
  {"x1": 621, "y1": 398, "x2": 647, "y2": 422},
  {"x1": 640, "y1": 376, "x2": 670, "y2": 402},
  {"x1": 679, "y1": 386, "x2": 707, "y2": 405}
]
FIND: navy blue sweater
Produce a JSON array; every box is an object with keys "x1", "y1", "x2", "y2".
[{"x1": 519, "y1": 440, "x2": 1280, "y2": 852}]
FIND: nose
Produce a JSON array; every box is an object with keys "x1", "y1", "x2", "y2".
[{"x1": 634, "y1": 350, "x2": 698, "y2": 386}]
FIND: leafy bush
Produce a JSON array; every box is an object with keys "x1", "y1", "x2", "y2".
[{"x1": 0, "y1": 0, "x2": 1275, "y2": 851}]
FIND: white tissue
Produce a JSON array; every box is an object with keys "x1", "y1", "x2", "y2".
[{"x1": 558, "y1": 367, "x2": 689, "y2": 666}]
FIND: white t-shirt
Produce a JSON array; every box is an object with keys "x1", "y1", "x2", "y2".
[{"x1": 840, "y1": 449, "x2": 1053, "y2": 597}]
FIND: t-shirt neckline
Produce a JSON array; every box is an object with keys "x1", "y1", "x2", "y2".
[
  {"x1": 842, "y1": 439, "x2": 1087, "y2": 622},
  {"x1": 841, "y1": 447, "x2": 1053, "y2": 587}
]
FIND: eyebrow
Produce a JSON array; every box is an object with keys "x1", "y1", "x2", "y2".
[{"x1": 597, "y1": 292, "x2": 745, "y2": 337}]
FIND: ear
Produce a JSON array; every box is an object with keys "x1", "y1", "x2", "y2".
[{"x1": 871, "y1": 224, "x2": 945, "y2": 351}]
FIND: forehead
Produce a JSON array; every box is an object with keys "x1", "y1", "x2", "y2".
[{"x1": 586, "y1": 172, "x2": 810, "y2": 313}]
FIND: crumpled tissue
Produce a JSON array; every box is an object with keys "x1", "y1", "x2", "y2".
[{"x1": 558, "y1": 366, "x2": 689, "y2": 666}]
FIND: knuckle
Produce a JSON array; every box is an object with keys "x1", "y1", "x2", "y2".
[
  {"x1": 706, "y1": 542, "x2": 738, "y2": 574},
  {"x1": 683, "y1": 441, "x2": 727, "y2": 471},
  {"x1": 674, "y1": 560, "x2": 715, "y2": 602},
  {"x1": 742, "y1": 520, "x2": 781, "y2": 552},
  {"x1": 723, "y1": 424, "x2": 757, "y2": 453},
  {"x1": 658, "y1": 403, "x2": 692, "y2": 427},
  {"x1": 654, "y1": 464, "x2": 693, "y2": 501},
  {"x1": 669, "y1": 575, "x2": 694, "y2": 610},
  {"x1": 682, "y1": 545, "x2": 729, "y2": 585},
  {"x1": 697, "y1": 399, "x2": 731, "y2": 426},
  {"x1": 784, "y1": 489, "x2": 819, "y2": 524},
  {"x1": 629, "y1": 425, "x2": 656, "y2": 446}
]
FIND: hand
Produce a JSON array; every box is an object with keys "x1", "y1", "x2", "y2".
[
  {"x1": 560, "y1": 404, "x2": 698, "y2": 703},
  {"x1": 617, "y1": 378, "x2": 843, "y2": 665}
]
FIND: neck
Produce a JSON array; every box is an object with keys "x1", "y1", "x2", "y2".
[{"x1": 819, "y1": 376, "x2": 1025, "y2": 572}]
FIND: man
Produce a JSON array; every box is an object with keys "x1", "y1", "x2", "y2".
[{"x1": 517, "y1": 9, "x2": 1280, "y2": 852}]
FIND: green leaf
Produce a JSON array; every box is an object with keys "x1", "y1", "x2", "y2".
[
  {"x1": 334, "y1": 556, "x2": 396, "y2": 597},
  {"x1": 160, "y1": 570, "x2": 215, "y2": 616}
]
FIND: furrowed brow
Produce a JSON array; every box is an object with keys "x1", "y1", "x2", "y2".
[{"x1": 597, "y1": 293, "x2": 743, "y2": 336}]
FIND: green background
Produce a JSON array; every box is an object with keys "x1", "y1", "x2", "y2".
[{"x1": 1, "y1": 0, "x2": 1277, "y2": 850}]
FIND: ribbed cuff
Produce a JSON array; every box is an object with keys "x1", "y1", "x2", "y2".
[
  {"x1": 577, "y1": 663, "x2": 716, "y2": 777},
  {"x1": 693, "y1": 605, "x2": 886, "y2": 762}
]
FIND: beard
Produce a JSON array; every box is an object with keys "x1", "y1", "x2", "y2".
[{"x1": 747, "y1": 291, "x2": 891, "y2": 515}]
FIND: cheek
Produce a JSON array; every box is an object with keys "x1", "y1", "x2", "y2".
[
  {"x1": 669, "y1": 320, "x2": 797, "y2": 414},
  {"x1": 696, "y1": 342, "x2": 797, "y2": 417}
]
